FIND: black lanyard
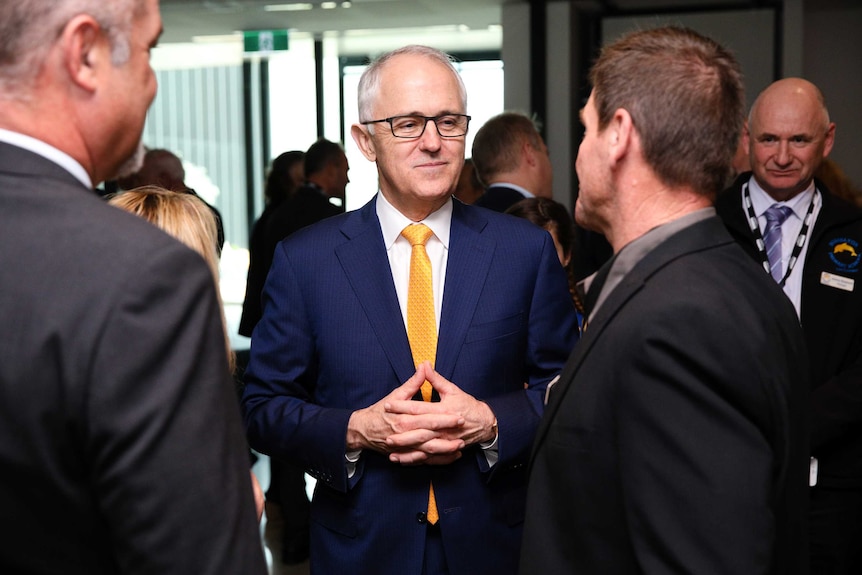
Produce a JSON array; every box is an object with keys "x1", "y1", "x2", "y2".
[{"x1": 742, "y1": 182, "x2": 817, "y2": 287}]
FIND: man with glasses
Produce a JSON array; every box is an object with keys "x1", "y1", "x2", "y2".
[{"x1": 242, "y1": 44, "x2": 578, "y2": 575}]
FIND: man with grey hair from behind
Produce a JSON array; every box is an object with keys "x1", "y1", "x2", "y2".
[{"x1": 0, "y1": 1, "x2": 267, "y2": 573}]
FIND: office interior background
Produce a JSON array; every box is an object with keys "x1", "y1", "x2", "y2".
[{"x1": 150, "y1": 0, "x2": 861, "y2": 351}]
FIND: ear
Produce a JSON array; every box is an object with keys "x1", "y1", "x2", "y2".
[
  {"x1": 351, "y1": 124, "x2": 377, "y2": 162},
  {"x1": 741, "y1": 120, "x2": 751, "y2": 153},
  {"x1": 823, "y1": 122, "x2": 836, "y2": 158},
  {"x1": 522, "y1": 139, "x2": 538, "y2": 168},
  {"x1": 607, "y1": 108, "x2": 634, "y2": 166},
  {"x1": 60, "y1": 15, "x2": 106, "y2": 93}
]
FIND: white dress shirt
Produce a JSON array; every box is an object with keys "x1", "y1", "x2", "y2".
[
  {"x1": 747, "y1": 176, "x2": 820, "y2": 318},
  {"x1": 376, "y1": 192, "x2": 452, "y2": 331}
]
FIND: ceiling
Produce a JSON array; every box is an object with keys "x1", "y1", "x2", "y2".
[
  {"x1": 158, "y1": 0, "x2": 511, "y2": 43},
  {"x1": 158, "y1": 0, "x2": 856, "y2": 44}
]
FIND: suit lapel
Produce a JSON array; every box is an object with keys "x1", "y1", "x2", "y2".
[
  {"x1": 335, "y1": 199, "x2": 416, "y2": 383},
  {"x1": 333, "y1": 200, "x2": 498, "y2": 384},
  {"x1": 530, "y1": 265, "x2": 645, "y2": 454},
  {"x1": 531, "y1": 217, "x2": 734, "y2": 458},
  {"x1": 435, "y1": 202, "x2": 494, "y2": 379}
]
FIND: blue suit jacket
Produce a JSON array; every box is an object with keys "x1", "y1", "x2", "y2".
[{"x1": 243, "y1": 196, "x2": 578, "y2": 575}]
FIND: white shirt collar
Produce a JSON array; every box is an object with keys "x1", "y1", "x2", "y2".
[
  {"x1": 488, "y1": 182, "x2": 534, "y2": 199},
  {"x1": 747, "y1": 175, "x2": 815, "y2": 220},
  {"x1": 376, "y1": 192, "x2": 453, "y2": 249},
  {"x1": 0, "y1": 128, "x2": 92, "y2": 188}
]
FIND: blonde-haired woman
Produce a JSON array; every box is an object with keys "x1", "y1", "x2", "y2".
[{"x1": 108, "y1": 185, "x2": 264, "y2": 520}]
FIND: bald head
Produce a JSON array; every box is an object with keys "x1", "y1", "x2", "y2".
[
  {"x1": 746, "y1": 77, "x2": 835, "y2": 201},
  {"x1": 750, "y1": 78, "x2": 830, "y2": 129}
]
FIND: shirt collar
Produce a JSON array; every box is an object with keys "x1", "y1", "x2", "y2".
[
  {"x1": 0, "y1": 128, "x2": 92, "y2": 188},
  {"x1": 488, "y1": 182, "x2": 534, "y2": 199},
  {"x1": 587, "y1": 207, "x2": 715, "y2": 321},
  {"x1": 376, "y1": 192, "x2": 452, "y2": 250},
  {"x1": 747, "y1": 175, "x2": 815, "y2": 219},
  {"x1": 615, "y1": 208, "x2": 716, "y2": 272}
]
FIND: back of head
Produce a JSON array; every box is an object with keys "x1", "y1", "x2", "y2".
[
  {"x1": 0, "y1": 0, "x2": 141, "y2": 99},
  {"x1": 304, "y1": 139, "x2": 344, "y2": 177},
  {"x1": 357, "y1": 44, "x2": 467, "y2": 124},
  {"x1": 107, "y1": 185, "x2": 233, "y2": 371},
  {"x1": 107, "y1": 186, "x2": 219, "y2": 279},
  {"x1": 265, "y1": 150, "x2": 305, "y2": 205},
  {"x1": 590, "y1": 26, "x2": 744, "y2": 196},
  {"x1": 506, "y1": 197, "x2": 583, "y2": 315},
  {"x1": 119, "y1": 148, "x2": 187, "y2": 192},
  {"x1": 304, "y1": 138, "x2": 349, "y2": 200},
  {"x1": 506, "y1": 197, "x2": 575, "y2": 260},
  {"x1": 471, "y1": 112, "x2": 543, "y2": 187}
]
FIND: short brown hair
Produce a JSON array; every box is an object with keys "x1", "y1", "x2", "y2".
[
  {"x1": 471, "y1": 112, "x2": 544, "y2": 187},
  {"x1": 590, "y1": 26, "x2": 744, "y2": 196}
]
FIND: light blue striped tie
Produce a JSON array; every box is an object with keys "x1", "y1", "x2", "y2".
[{"x1": 763, "y1": 204, "x2": 794, "y2": 282}]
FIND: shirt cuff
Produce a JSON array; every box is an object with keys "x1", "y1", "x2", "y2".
[
  {"x1": 479, "y1": 421, "x2": 498, "y2": 467},
  {"x1": 346, "y1": 449, "x2": 361, "y2": 478}
]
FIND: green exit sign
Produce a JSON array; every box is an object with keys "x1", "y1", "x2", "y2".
[{"x1": 243, "y1": 30, "x2": 289, "y2": 53}]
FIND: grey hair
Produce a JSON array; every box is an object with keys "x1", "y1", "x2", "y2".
[
  {"x1": 357, "y1": 44, "x2": 468, "y2": 131},
  {"x1": 0, "y1": 0, "x2": 141, "y2": 98}
]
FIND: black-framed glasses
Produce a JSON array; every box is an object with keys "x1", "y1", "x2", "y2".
[{"x1": 361, "y1": 114, "x2": 471, "y2": 139}]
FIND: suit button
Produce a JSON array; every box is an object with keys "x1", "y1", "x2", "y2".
[{"x1": 416, "y1": 512, "x2": 427, "y2": 524}]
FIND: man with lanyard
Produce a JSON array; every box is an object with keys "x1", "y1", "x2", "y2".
[{"x1": 716, "y1": 77, "x2": 862, "y2": 575}]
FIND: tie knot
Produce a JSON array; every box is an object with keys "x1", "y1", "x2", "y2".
[
  {"x1": 765, "y1": 204, "x2": 793, "y2": 225},
  {"x1": 401, "y1": 223, "x2": 433, "y2": 246}
]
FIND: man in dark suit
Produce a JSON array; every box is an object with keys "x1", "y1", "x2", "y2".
[
  {"x1": 715, "y1": 77, "x2": 862, "y2": 575},
  {"x1": 0, "y1": 1, "x2": 266, "y2": 573},
  {"x1": 471, "y1": 111, "x2": 553, "y2": 212},
  {"x1": 242, "y1": 45, "x2": 579, "y2": 575},
  {"x1": 520, "y1": 27, "x2": 809, "y2": 575},
  {"x1": 261, "y1": 137, "x2": 348, "y2": 273},
  {"x1": 238, "y1": 149, "x2": 305, "y2": 339}
]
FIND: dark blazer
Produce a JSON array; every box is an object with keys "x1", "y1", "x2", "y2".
[
  {"x1": 520, "y1": 216, "x2": 810, "y2": 575},
  {"x1": 716, "y1": 174, "x2": 862, "y2": 488},
  {"x1": 474, "y1": 184, "x2": 527, "y2": 212},
  {"x1": 239, "y1": 183, "x2": 343, "y2": 336},
  {"x1": 0, "y1": 142, "x2": 266, "y2": 574},
  {"x1": 238, "y1": 200, "x2": 282, "y2": 337},
  {"x1": 265, "y1": 182, "x2": 344, "y2": 245},
  {"x1": 242, "y1": 196, "x2": 579, "y2": 575}
]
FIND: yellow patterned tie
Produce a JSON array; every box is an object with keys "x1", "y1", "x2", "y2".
[{"x1": 401, "y1": 223, "x2": 439, "y2": 524}]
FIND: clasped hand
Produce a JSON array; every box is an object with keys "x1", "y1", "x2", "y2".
[{"x1": 346, "y1": 362, "x2": 497, "y2": 466}]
